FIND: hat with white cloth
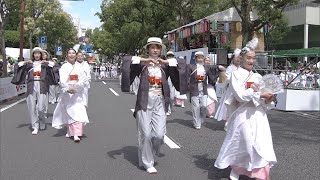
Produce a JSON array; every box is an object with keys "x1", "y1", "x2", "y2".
[{"x1": 241, "y1": 38, "x2": 258, "y2": 54}]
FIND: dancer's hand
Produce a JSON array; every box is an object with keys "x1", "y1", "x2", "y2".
[
  {"x1": 156, "y1": 58, "x2": 168, "y2": 64},
  {"x1": 261, "y1": 92, "x2": 274, "y2": 104}
]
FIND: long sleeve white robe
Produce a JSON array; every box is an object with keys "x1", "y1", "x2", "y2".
[
  {"x1": 214, "y1": 67, "x2": 277, "y2": 171},
  {"x1": 215, "y1": 64, "x2": 238, "y2": 121},
  {"x1": 52, "y1": 62, "x2": 89, "y2": 129}
]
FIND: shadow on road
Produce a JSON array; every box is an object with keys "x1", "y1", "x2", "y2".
[
  {"x1": 107, "y1": 146, "x2": 141, "y2": 169},
  {"x1": 167, "y1": 118, "x2": 194, "y2": 129},
  {"x1": 192, "y1": 154, "x2": 254, "y2": 180}
]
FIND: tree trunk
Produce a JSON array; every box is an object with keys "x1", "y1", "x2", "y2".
[
  {"x1": 240, "y1": 0, "x2": 254, "y2": 47},
  {"x1": 0, "y1": 26, "x2": 8, "y2": 77},
  {"x1": 29, "y1": 31, "x2": 33, "y2": 59}
]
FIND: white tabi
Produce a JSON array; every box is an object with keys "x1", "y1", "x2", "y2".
[
  {"x1": 52, "y1": 62, "x2": 89, "y2": 130},
  {"x1": 214, "y1": 67, "x2": 277, "y2": 175},
  {"x1": 76, "y1": 61, "x2": 91, "y2": 106},
  {"x1": 214, "y1": 63, "x2": 239, "y2": 121}
]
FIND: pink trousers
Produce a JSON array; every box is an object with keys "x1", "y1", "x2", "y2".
[
  {"x1": 232, "y1": 165, "x2": 271, "y2": 180},
  {"x1": 67, "y1": 121, "x2": 84, "y2": 137}
]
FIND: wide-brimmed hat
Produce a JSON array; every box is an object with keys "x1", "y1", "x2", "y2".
[
  {"x1": 32, "y1": 47, "x2": 43, "y2": 54},
  {"x1": 42, "y1": 50, "x2": 50, "y2": 58},
  {"x1": 166, "y1": 51, "x2": 175, "y2": 56},
  {"x1": 195, "y1": 51, "x2": 205, "y2": 57},
  {"x1": 143, "y1": 37, "x2": 166, "y2": 50}
]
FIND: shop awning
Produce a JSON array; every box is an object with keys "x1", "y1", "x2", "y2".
[
  {"x1": 166, "y1": 7, "x2": 258, "y2": 34},
  {"x1": 273, "y1": 47, "x2": 320, "y2": 57}
]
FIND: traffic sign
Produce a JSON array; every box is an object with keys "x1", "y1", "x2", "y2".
[
  {"x1": 39, "y1": 36, "x2": 47, "y2": 49},
  {"x1": 56, "y1": 46, "x2": 62, "y2": 56},
  {"x1": 39, "y1": 36, "x2": 47, "y2": 44},
  {"x1": 39, "y1": 43, "x2": 47, "y2": 50},
  {"x1": 84, "y1": 45, "x2": 93, "y2": 53}
]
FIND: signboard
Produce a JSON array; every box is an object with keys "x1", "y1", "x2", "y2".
[
  {"x1": 84, "y1": 45, "x2": 93, "y2": 53},
  {"x1": 0, "y1": 77, "x2": 27, "y2": 101},
  {"x1": 56, "y1": 46, "x2": 62, "y2": 56},
  {"x1": 39, "y1": 36, "x2": 47, "y2": 50}
]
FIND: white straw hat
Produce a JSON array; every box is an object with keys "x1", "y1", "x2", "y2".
[
  {"x1": 143, "y1": 37, "x2": 166, "y2": 50},
  {"x1": 195, "y1": 51, "x2": 205, "y2": 57},
  {"x1": 166, "y1": 51, "x2": 174, "y2": 56},
  {"x1": 32, "y1": 47, "x2": 43, "y2": 54}
]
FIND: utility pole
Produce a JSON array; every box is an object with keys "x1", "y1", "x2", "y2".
[{"x1": 19, "y1": 0, "x2": 25, "y2": 61}]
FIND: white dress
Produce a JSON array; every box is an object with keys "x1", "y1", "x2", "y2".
[
  {"x1": 214, "y1": 67, "x2": 277, "y2": 171},
  {"x1": 214, "y1": 64, "x2": 238, "y2": 121},
  {"x1": 77, "y1": 61, "x2": 91, "y2": 106},
  {"x1": 52, "y1": 62, "x2": 89, "y2": 129}
]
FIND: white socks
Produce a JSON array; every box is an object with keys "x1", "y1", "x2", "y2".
[{"x1": 32, "y1": 128, "x2": 38, "y2": 135}]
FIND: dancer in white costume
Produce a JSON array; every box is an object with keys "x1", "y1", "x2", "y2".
[
  {"x1": 215, "y1": 48, "x2": 241, "y2": 130},
  {"x1": 205, "y1": 57, "x2": 218, "y2": 118},
  {"x1": 52, "y1": 48, "x2": 90, "y2": 142},
  {"x1": 214, "y1": 38, "x2": 277, "y2": 180},
  {"x1": 76, "y1": 52, "x2": 91, "y2": 107}
]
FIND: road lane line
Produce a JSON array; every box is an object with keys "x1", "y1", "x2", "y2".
[
  {"x1": 164, "y1": 135, "x2": 180, "y2": 149},
  {"x1": 102, "y1": 81, "x2": 106, "y2": 84},
  {"x1": 0, "y1": 98, "x2": 26, "y2": 112},
  {"x1": 130, "y1": 109, "x2": 180, "y2": 149},
  {"x1": 109, "y1": 88, "x2": 119, "y2": 96}
]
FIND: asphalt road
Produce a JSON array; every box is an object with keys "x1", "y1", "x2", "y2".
[{"x1": 1, "y1": 78, "x2": 319, "y2": 180}]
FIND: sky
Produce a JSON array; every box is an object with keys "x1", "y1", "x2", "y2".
[{"x1": 60, "y1": 0, "x2": 103, "y2": 29}]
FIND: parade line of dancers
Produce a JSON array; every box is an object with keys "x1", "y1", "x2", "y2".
[{"x1": 12, "y1": 37, "x2": 277, "y2": 180}]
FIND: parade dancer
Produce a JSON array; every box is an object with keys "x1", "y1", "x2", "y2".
[
  {"x1": 215, "y1": 48, "x2": 241, "y2": 130},
  {"x1": 76, "y1": 52, "x2": 91, "y2": 107},
  {"x1": 52, "y1": 48, "x2": 90, "y2": 142},
  {"x1": 48, "y1": 57, "x2": 60, "y2": 104},
  {"x1": 186, "y1": 51, "x2": 225, "y2": 130},
  {"x1": 100, "y1": 63, "x2": 106, "y2": 79},
  {"x1": 121, "y1": 37, "x2": 185, "y2": 174},
  {"x1": 13, "y1": 47, "x2": 56, "y2": 134},
  {"x1": 166, "y1": 51, "x2": 176, "y2": 116},
  {"x1": 214, "y1": 38, "x2": 277, "y2": 180},
  {"x1": 205, "y1": 57, "x2": 218, "y2": 119}
]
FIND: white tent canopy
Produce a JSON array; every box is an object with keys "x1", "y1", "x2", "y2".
[{"x1": 5, "y1": 47, "x2": 31, "y2": 60}]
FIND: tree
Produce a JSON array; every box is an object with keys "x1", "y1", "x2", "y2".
[
  {"x1": 96, "y1": 0, "x2": 230, "y2": 57},
  {"x1": 0, "y1": 0, "x2": 20, "y2": 76},
  {"x1": 230, "y1": 0, "x2": 298, "y2": 46},
  {"x1": 37, "y1": 7, "x2": 78, "y2": 56},
  {"x1": 24, "y1": 0, "x2": 60, "y2": 55}
]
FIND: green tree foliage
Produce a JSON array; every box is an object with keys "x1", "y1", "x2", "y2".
[
  {"x1": 4, "y1": 30, "x2": 20, "y2": 47},
  {"x1": 38, "y1": 10, "x2": 77, "y2": 56},
  {"x1": 24, "y1": 0, "x2": 59, "y2": 53},
  {"x1": 95, "y1": 0, "x2": 229, "y2": 57},
  {"x1": 0, "y1": 0, "x2": 20, "y2": 76},
  {"x1": 230, "y1": 0, "x2": 298, "y2": 46}
]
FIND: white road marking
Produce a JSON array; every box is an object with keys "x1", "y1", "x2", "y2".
[
  {"x1": 0, "y1": 98, "x2": 26, "y2": 112},
  {"x1": 164, "y1": 135, "x2": 180, "y2": 149},
  {"x1": 109, "y1": 88, "x2": 119, "y2": 96},
  {"x1": 130, "y1": 109, "x2": 180, "y2": 149},
  {"x1": 102, "y1": 81, "x2": 106, "y2": 84}
]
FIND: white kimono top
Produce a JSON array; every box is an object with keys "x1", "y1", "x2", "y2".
[{"x1": 52, "y1": 62, "x2": 89, "y2": 129}]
